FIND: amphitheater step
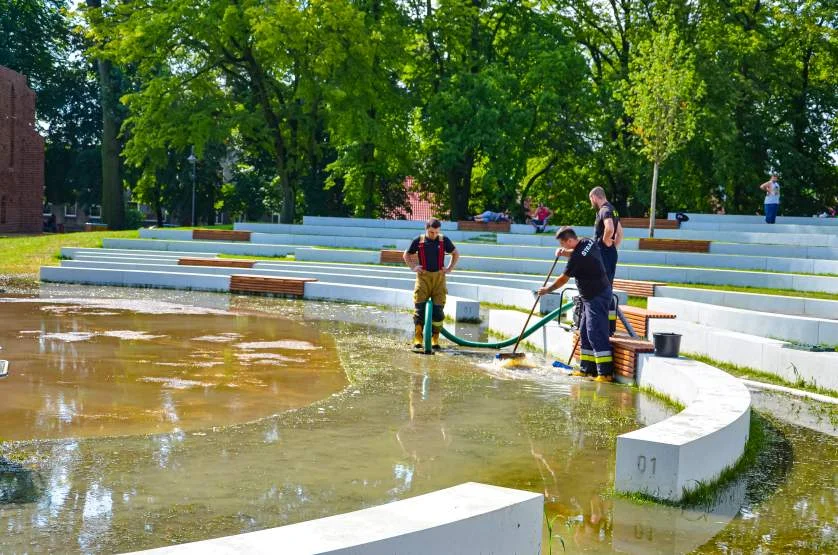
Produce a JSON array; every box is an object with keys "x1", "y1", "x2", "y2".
[{"x1": 229, "y1": 274, "x2": 317, "y2": 296}]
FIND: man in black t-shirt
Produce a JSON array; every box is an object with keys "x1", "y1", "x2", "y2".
[
  {"x1": 403, "y1": 218, "x2": 459, "y2": 351},
  {"x1": 589, "y1": 186, "x2": 622, "y2": 284},
  {"x1": 538, "y1": 226, "x2": 614, "y2": 382}
]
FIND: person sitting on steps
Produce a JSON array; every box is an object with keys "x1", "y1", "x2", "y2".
[
  {"x1": 403, "y1": 219, "x2": 459, "y2": 350},
  {"x1": 473, "y1": 210, "x2": 511, "y2": 223}
]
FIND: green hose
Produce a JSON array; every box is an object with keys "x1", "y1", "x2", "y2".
[
  {"x1": 423, "y1": 300, "x2": 433, "y2": 353},
  {"x1": 440, "y1": 300, "x2": 575, "y2": 349}
]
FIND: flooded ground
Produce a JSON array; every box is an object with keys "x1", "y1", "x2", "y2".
[{"x1": 0, "y1": 286, "x2": 836, "y2": 554}]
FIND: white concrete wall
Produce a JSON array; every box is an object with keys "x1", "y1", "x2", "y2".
[
  {"x1": 40, "y1": 267, "x2": 231, "y2": 292},
  {"x1": 139, "y1": 229, "x2": 195, "y2": 240},
  {"x1": 303, "y1": 282, "x2": 479, "y2": 322},
  {"x1": 62, "y1": 247, "x2": 217, "y2": 259},
  {"x1": 498, "y1": 228, "x2": 838, "y2": 247},
  {"x1": 667, "y1": 213, "x2": 838, "y2": 226},
  {"x1": 103, "y1": 239, "x2": 294, "y2": 257},
  {"x1": 293, "y1": 247, "x2": 380, "y2": 264},
  {"x1": 615, "y1": 355, "x2": 751, "y2": 502},
  {"x1": 648, "y1": 318, "x2": 838, "y2": 392},
  {"x1": 251, "y1": 232, "x2": 412, "y2": 250},
  {"x1": 128, "y1": 482, "x2": 542, "y2": 555},
  {"x1": 648, "y1": 296, "x2": 838, "y2": 346},
  {"x1": 235, "y1": 223, "x2": 481, "y2": 241},
  {"x1": 302, "y1": 216, "x2": 459, "y2": 231},
  {"x1": 656, "y1": 285, "x2": 838, "y2": 320}
]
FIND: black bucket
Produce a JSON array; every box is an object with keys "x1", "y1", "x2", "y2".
[{"x1": 653, "y1": 332, "x2": 682, "y2": 358}]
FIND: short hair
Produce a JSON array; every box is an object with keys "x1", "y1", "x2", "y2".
[
  {"x1": 425, "y1": 218, "x2": 441, "y2": 229},
  {"x1": 556, "y1": 226, "x2": 577, "y2": 241},
  {"x1": 589, "y1": 186, "x2": 606, "y2": 199}
]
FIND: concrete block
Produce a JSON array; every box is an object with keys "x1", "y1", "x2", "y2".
[
  {"x1": 793, "y1": 274, "x2": 838, "y2": 294},
  {"x1": 294, "y1": 248, "x2": 381, "y2": 264},
  {"x1": 121, "y1": 270, "x2": 231, "y2": 292},
  {"x1": 40, "y1": 266, "x2": 125, "y2": 286},
  {"x1": 139, "y1": 229, "x2": 194, "y2": 241},
  {"x1": 128, "y1": 482, "x2": 541, "y2": 555},
  {"x1": 765, "y1": 257, "x2": 814, "y2": 274},
  {"x1": 302, "y1": 215, "x2": 459, "y2": 231},
  {"x1": 616, "y1": 355, "x2": 751, "y2": 501}
]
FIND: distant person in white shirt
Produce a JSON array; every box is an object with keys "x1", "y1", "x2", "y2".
[{"x1": 760, "y1": 173, "x2": 780, "y2": 224}]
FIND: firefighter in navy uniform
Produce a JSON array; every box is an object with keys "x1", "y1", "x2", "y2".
[
  {"x1": 538, "y1": 226, "x2": 614, "y2": 382},
  {"x1": 403, "y1": 218, "x2": 459, "y2": 350},
  {"x1": 589, "y1": 186, "x2": 623, "y2": 335}
]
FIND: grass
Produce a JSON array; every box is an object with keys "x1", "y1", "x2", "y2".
[
  {"x1": 0, "y1": 230, "x2": 140, "y2": 280},
  {"x1": 666, "y1": 282, "x2": 838, "y2": 302},
  {"x1": 217, "y1": 253, "x2": 295, "y2": 262},
  {"x1": 686, "y1": 352, "x2": 838, "y2": 399},
  {"x1": 626, "y1": 296, "x2": 648, "y2": 309},
  {"x1": 638, "y1": 385, "x2": 686, "y2": 411}
]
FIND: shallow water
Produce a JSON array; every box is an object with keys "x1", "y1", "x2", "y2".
[{"x1": 0, "y1": 287, "x2": 835, "y2": 554}]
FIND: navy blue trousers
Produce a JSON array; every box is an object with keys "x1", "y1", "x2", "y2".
[{"x1": 578, "y1": 288, "x2": 614, "y2": 377}]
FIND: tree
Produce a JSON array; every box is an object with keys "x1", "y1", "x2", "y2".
[
  {"x1": 623, "y1": 25, "x2": 704, "y2": 237},
  {"x1": 85, "y1": 0, "x2": 125, "y2": 229}
]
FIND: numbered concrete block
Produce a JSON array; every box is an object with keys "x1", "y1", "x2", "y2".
[{"x1": 615, "y1": 355, "x2": 751, "y2": 502}]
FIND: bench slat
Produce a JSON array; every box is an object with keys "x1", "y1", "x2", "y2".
[
  {"x1": 621, "y1": 218, "x2": 679, "y2": 229},
  {"x1": 638, "y1": 238, "x2": 711, "y2": 253},
  {"x1": 457, "y1": 221, "x2": 511, "y2": 232},
  {"x1": 193, "y1": 229, "x2": 252, "y2": 242},
  {"x1": 230, "y1": 274, "x2": 317, "y2": 297},
  {"x1": 178, "y1": 257, "x2": 255, "y2": 268},
  {"x1": 380, "y1": 249, "x2": 404, "y2": 264}
]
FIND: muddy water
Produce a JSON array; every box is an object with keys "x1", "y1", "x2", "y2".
[
  {"x1": 0, "y1": 299, "x2": 346, "y2": 440},
  {"x1": 0, "y1": 287, "x2": 835, "y2": 554}
]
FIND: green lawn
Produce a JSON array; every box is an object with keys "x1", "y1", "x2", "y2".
[
  {"x1": 0, "y1": 230, "x2": 140, "y2": 279},
  {"x1": 667, "y1": 282, "x2": 838, "y2": 302}
]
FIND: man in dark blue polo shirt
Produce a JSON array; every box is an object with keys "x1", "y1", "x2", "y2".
[{"x1": 538, "y1": 226, "x2": 614, "y2": 381}]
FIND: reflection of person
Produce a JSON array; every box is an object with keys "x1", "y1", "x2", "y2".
[
  {"x1": 530, "y1": 203, "x2": 553, "y2": 233},
  {"x1": 538, "y1": 227, "x2": 614, "y2": 382},
  {"x1": 760, "y1": 173, "x2": 781, "y2": 224},
  {"x1": 395, "y1": 373, "x2": 451, "y2": 486},
  {"x1": 474, "y1": 210, "x2": 511, "y2": 223},
  {"x1": 589, "y1": 187, "x2": 622, "y2": 284},
  {"x1": 403, "y1": 218, "x2": 459, "y2": 350}
]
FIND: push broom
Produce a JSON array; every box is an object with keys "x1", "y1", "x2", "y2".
[{"x1": 496, "y1": 255, "x2": 561, "y2": 368}]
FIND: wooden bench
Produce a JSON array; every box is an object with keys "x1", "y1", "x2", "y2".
[
  {"x1": 573, "y1": 334, "x2": 655, "y2": 381},
  {"x1": 638, "y1": 238, "x2": 711, "y2": 253},
  {"x1": 620, "y1": 218, "x2": 680, "y2": 229},
  {"x1": 457, "y1": 221, "x2": 511, "y2": 232},
  {"x1": 616, "y1": 305, "x2": 676, "y2": 338},
  {"x1": 380, "y1": 249, "x2": 404, "y2": 264},
  {"x1": 178, "y1": 257, "x2": 255, "y2": 269},
  {"x1": 192, "y1": 229, "x2": 252, "y2": 242},
  {"x1": 230, "y1": 275, "x2": 317, "y2": 297},
  {"x1": 612, "y1": 278, "x2": 662, "y2": 298}
]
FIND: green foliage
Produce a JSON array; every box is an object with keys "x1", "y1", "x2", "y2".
[{"x1": 123, "y1": 206, "x2": 145, "y2": 230}]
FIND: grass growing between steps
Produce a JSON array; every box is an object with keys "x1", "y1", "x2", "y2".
[
  {"x1": 217, "y1": 253, "x2": 295, "y2": 262},
  {"x1": 609, "y1": 412, "x2": 768, "y2": 509},
  {"x1": 627, "y1": 296, "x2": 648, "y2": 309},
  {"x1": 666, "y1": 282, "x2": 838, "y2": 302},
  {"x1": 686, "y1": 352, "x2": 838, "y2": 399},
  {"x1": 0, "y1": 230, "x2": 140, "y2": 281}
]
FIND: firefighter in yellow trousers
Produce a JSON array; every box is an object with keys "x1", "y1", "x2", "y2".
[{"x1": 403, "y1": 218, "x2": 460, "y2": 350}]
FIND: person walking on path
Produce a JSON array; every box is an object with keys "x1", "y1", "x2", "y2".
[
  {"x1": 403, "y1": 218, "x2": 460, "y2": 350},
  {"x1": 589, "y1": 187, "x2": 623, "y2": 284},
  {"x1": 538, "y1": 227, "x2": 614, "y2": 382},
  {"x1": 760, "y1": 173, "x2": 781, "y2": 224}
]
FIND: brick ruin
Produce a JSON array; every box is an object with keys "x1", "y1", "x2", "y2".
[{"x1": 0, "y1": 66, "x2": 44, "y2": 233}]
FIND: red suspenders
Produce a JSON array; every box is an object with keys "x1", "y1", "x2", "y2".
[{"x1": 417, "y1": 234, "x2": 445, "y2": 271}]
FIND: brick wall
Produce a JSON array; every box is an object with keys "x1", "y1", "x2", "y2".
[{"x1": 0, "y1": 66, "x2": 44, "y2": 234}]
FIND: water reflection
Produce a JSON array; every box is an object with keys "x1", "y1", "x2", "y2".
[
  {"x1": 0, "y1": 298, "x2": 347, "y2": 439},
  {"x1": 0, "y1": 292, "x2": 834, "y2": 553}
]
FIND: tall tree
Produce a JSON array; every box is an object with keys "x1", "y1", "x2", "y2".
[
  {"x1": 622, "y1": 24, "x2": 704, "y2": 237},
  {"x1": 85, "y1": 0, "x2": 125, "y2": 229}
]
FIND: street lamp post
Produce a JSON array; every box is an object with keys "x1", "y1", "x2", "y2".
[{"x1": 187, "y1": 147, "x2": 197, "y2": 226}]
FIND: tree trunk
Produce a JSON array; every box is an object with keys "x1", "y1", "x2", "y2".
[
  {"x1": 87, "y1": 0, "x2": 124, "y2": 230},
  {"x1": 648, "y1": 160, "x2": 659, "y2": 238},
  {"x1": 447, "y1": 152, "x2": 474, "y2": 221},
  {"x1": 360, "y1": 141, "x2": 376, "y2": 218}
]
